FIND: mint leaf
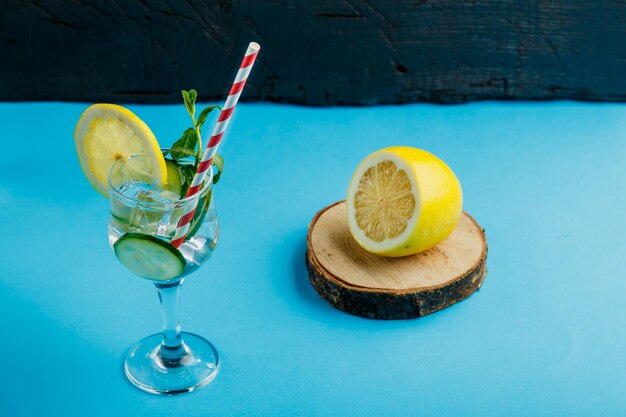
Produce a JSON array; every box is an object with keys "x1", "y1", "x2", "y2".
[
  {"x1": 181, "y1": 90, "x2": 191, "y2": 113},
  {"x1": 181, "y1": 90, "x2": 197, "y2": 118},
  {"x1": 188, "y1": 89, "x2": 197, "y2": 106},
  {"x1": 170, "y1": 128, "x2": 197, "y2": 160},
  {"x1": 212, "y1": 154, "x2": 224, "y2": 184},
  {"x1": 196, "y1": 105, "x2": 221, "y2": 129}
]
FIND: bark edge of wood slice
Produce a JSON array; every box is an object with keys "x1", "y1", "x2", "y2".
[{"x1": 306, "y1": 201, "x2": 487, "y2": 319}]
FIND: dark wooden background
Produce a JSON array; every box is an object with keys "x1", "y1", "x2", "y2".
[{"x1": 2, "y1": 1, "x2": 626, "y2": 105}]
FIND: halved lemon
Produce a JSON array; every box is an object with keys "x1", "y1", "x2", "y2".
[
  {"x1": 347, "y1": 146, "x2": 463, "y2": 257},
  {"x1": 74, "y1": 104, "x2": 167, "y2": 197}
]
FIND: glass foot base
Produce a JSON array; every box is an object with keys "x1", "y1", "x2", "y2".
[{"x1": 124, "y1": 332, "x2": 219, "y2": 395}]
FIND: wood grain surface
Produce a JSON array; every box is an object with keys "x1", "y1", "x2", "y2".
[
  {"x1": 306, "y1": 201, "x2": 487, "y2": 319},
  {"x1": 3, "y1": 1, "x2": 626, "y2": 104}
]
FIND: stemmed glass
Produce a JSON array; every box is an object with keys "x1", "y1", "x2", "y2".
[{"x1": 108, "y1": 152, "x2": 219, "y2": 395}]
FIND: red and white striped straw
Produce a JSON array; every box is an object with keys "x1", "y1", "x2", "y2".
[{"x1": 171, "y1": 42, "x2": 260, "y2": 248}]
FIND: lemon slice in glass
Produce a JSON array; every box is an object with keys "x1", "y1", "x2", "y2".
[
  {"x1": 347, "y1": 146, "x2": 463, "y2": 257},
  {"x1": 74, "y1": 104, "x2": 167, "y2": 197}
]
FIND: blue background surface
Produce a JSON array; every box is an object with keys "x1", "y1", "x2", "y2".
[{"x1": 1, "y1": 102, "x2": 625, "y2": 416}]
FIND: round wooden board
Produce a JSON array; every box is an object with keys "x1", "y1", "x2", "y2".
[{"x1": 306, "y1": 201, "x2": 487, "y2": 319}]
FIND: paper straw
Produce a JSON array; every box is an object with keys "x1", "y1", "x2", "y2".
[{"x1": 171, "y1": 42, "x2": 260, "y2": 248}]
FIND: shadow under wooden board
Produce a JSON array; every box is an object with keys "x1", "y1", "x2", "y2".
[{"x1": 306, "y1": 201, "x2": 487, "y2": 319}]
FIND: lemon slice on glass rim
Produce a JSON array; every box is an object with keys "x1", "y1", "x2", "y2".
[
  {"x1": 74, "y1": 103, "x2": 167, "y2": 197},
  {"x1": 346, "y1": 146, "x2": 463, "y2": 257}
]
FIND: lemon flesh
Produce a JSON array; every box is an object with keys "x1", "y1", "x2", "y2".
[
  {"x1": 347, "y1": 147, "x2": 463, "y2": 257},
  {"x1": 74, "y1": 104, "x2": 166, "y2": 197}
]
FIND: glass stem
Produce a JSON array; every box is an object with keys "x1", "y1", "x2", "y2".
[{"x1": 155, "y1": 280, "x2": 187, "y2": 366}]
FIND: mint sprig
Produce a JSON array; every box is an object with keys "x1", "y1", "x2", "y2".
[
  {"x1": 180, "y1": 89, "x2": 221, "y2": 161},
  {"x1": 165, "y1": 89, "x2": 224, "y2": 196}
]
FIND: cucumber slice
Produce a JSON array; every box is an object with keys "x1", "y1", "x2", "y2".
[
  {"x1": 113, "y1": 233, "x2": 186, "y2": 281},
  {"x1": 163, "y1": 159, "x2": 183, "y2": 196}
]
